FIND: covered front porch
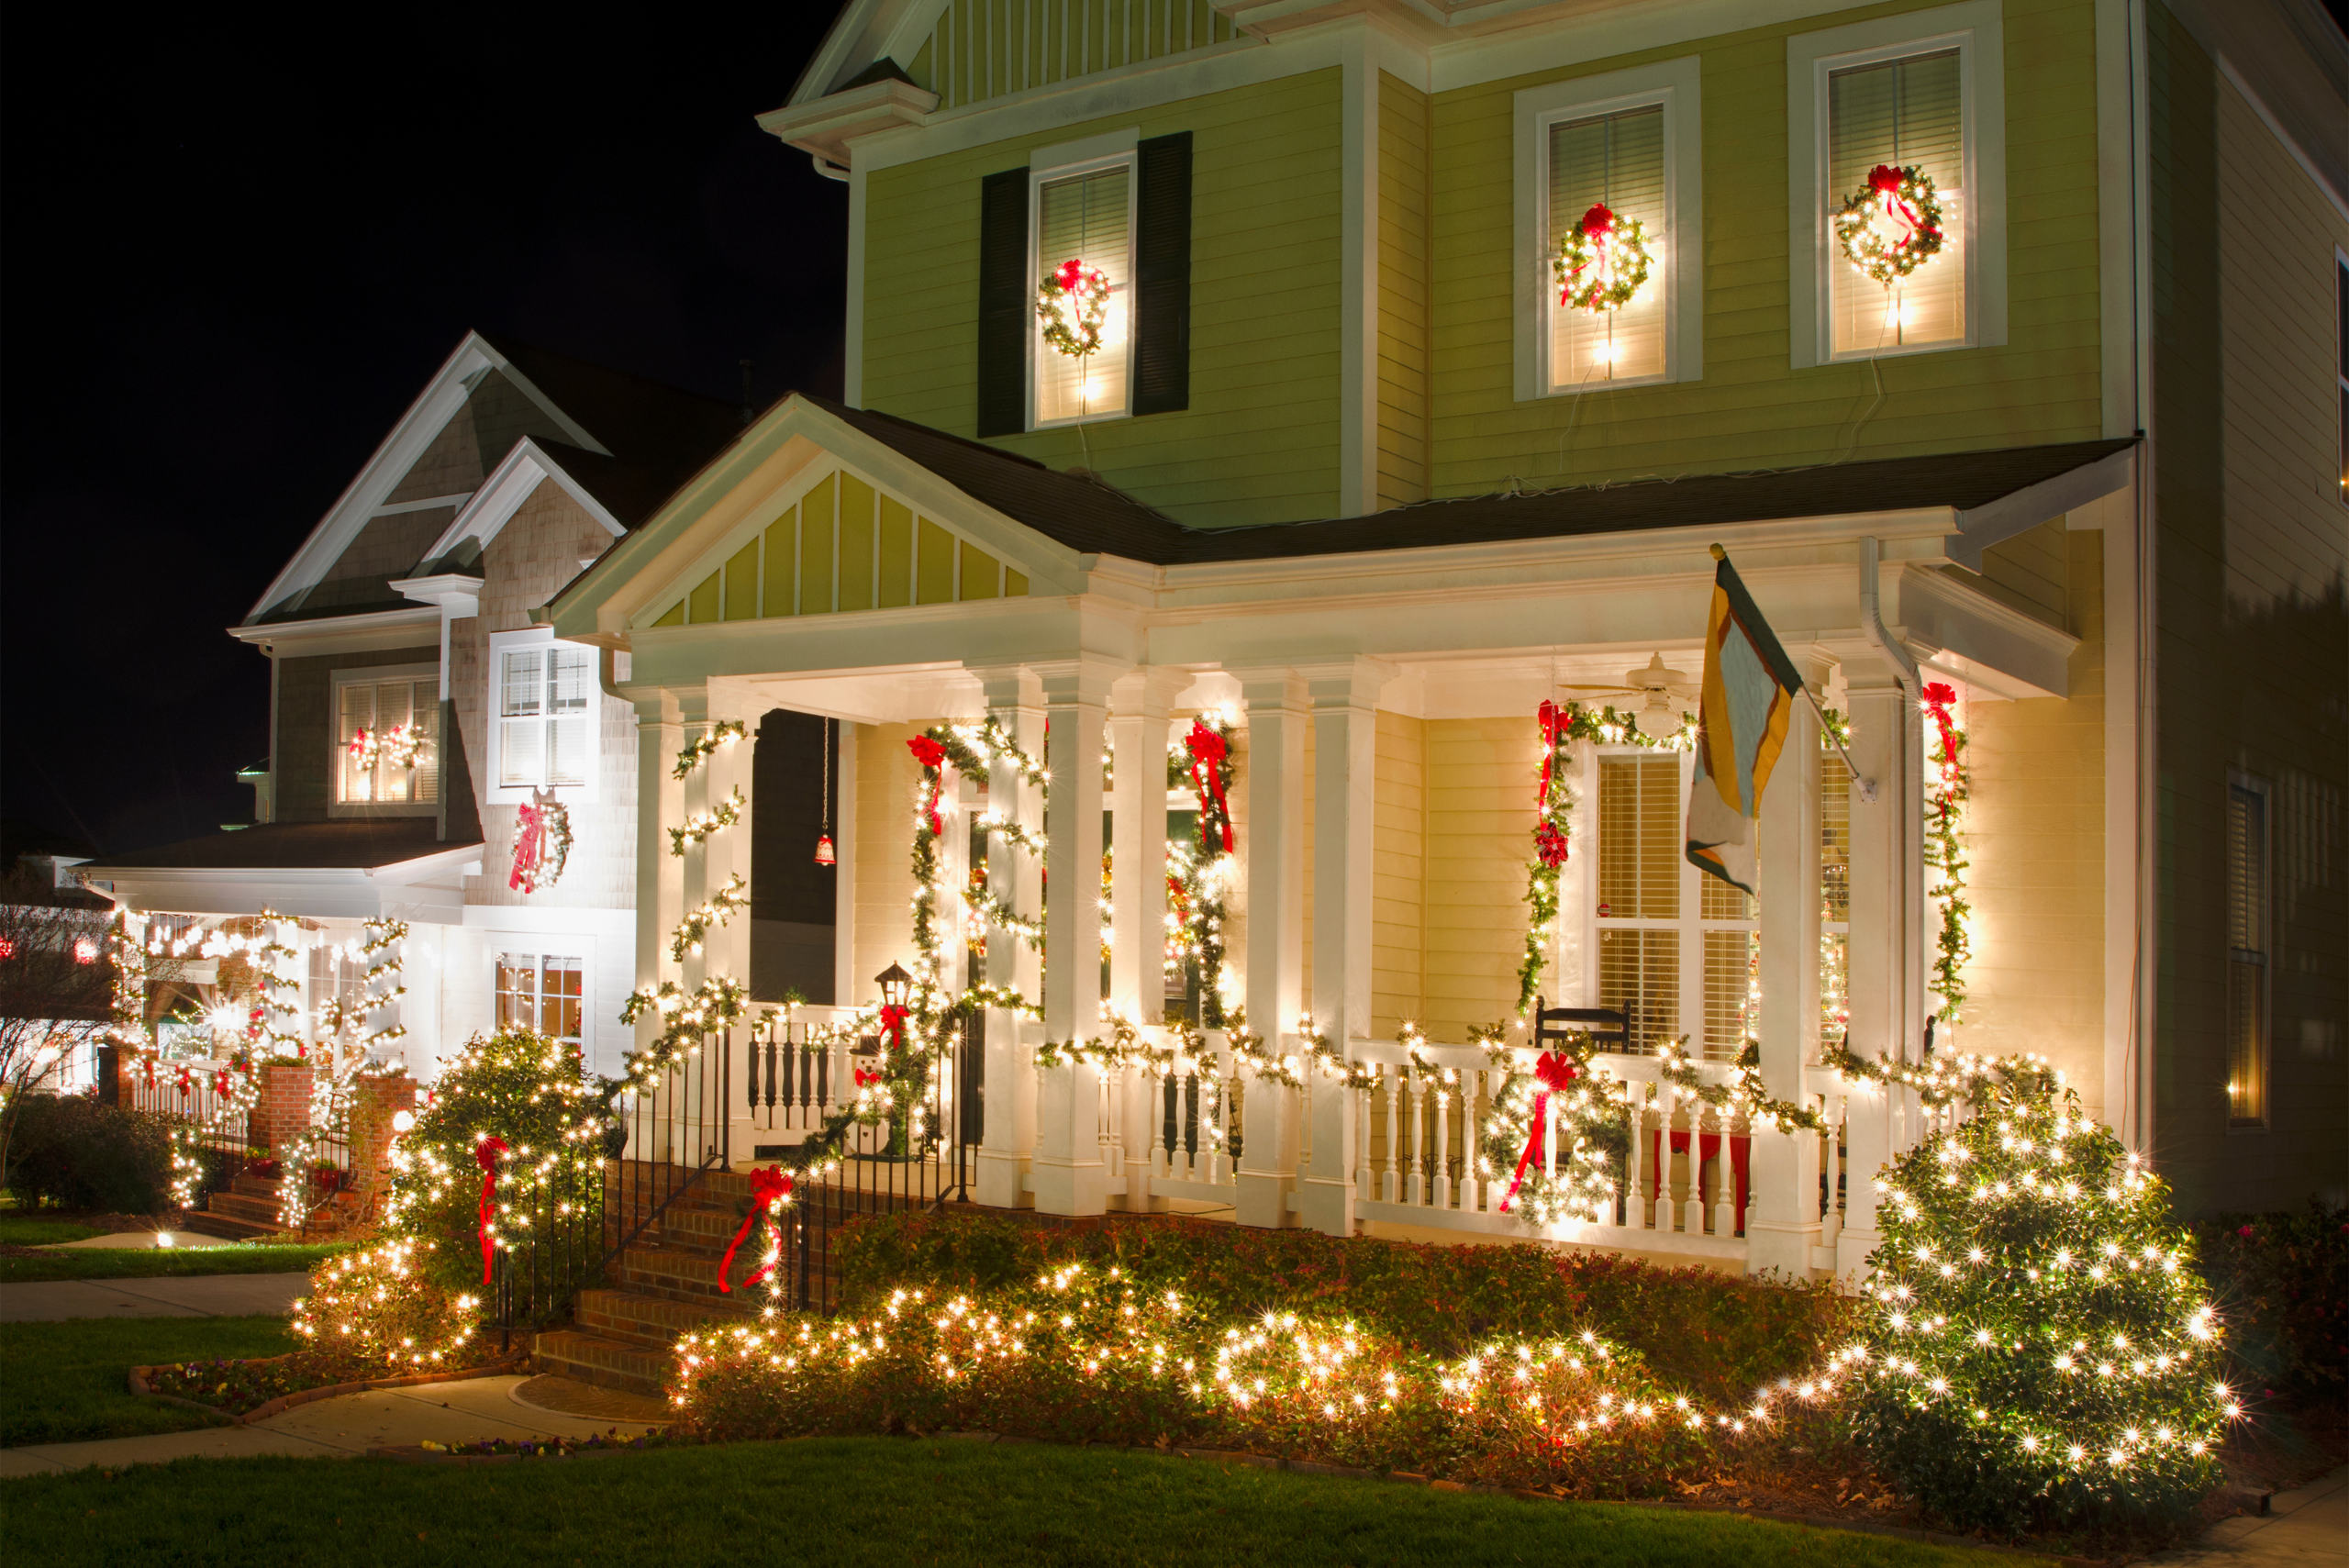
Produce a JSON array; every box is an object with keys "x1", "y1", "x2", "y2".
[{"x1": 554, "y1": 395, "x2": 2114, "y2": 1282}]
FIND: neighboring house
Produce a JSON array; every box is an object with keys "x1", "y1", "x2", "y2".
[
  {"x1": 532, "y1": 0, "x2": 2339, "y2": 1284},
  {"x1": 77, "y1": 336, "x2": 745, "y2": 1078}
]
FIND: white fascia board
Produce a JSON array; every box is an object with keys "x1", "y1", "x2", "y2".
[
  {"x1": 785, "y1": 0, "x2": 911, "y2": 106},
  {"x1": 94, "y1": 844, "x2": 483, "y2": 926},
  {"x1": 1896, "y1": 565, "x2": 2079, "y2": 700},
  {"x1": 225, "y1": 606, "x2": 442, "y2": 658},
  {"x1": 243, "y1": 334, "x2": 611, "y2": 625},
  {"x1": 1944, "y1": 447, "x2": 2133, "y2": 571},
  {"x1": 759, "y1": 78, "x2": 940, "y2": 168}
]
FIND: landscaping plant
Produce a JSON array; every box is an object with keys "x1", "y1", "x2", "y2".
[{"x1": 3, "y1": 1093, "x2": 173, "y2": 1214}]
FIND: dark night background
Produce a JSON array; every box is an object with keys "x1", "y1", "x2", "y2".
[{"x1": 2, "y1": 8, "x2": 850, "y2": 860}]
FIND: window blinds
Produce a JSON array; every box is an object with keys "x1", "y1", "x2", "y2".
[
  {"x1": 1828, "y1": 49, "x2": 1965, "y2": 353},
  {"x1": 338, "y1": 678, "x2": 438, "y2": 806},
  {"x1": 1597, "y1": 752, "x2": 1759, "y2": 1061},
  {"x1": 1549, "y1": 105, "x2": 1667, "y2": 384},
  {"x1": 1035, "y1": 166, "x2": 1132, "y2": 424},
  {"x1": 499, "y1": 647, "x2": 592, "y2": 790},
  {"x1": 2226, "y1": 784, "x2": 2267, "y2": 1126}
]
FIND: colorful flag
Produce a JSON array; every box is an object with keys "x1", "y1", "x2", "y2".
[{"x1": 1687, "y1": 546, "x2": 1807, "y2": 895}]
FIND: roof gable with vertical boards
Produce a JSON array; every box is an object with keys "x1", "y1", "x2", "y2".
[{"x1": 244, "y1": 334, "x2": 740, "y2": 628}]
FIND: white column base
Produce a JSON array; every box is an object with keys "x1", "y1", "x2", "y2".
[
  {"x1": 1236, "y1": 1171, "x2": 1295, "y2": 1229},
  {"x1": 974, "y1": 1151, "x2": 1030, "y2": 1209},
  {"x1": 1296, "y1": 1173, "x2": 1353, "y2": 1236},
  {"x1": 1744, "y1": 1221, "x2": 1824, "y2": 1280}
]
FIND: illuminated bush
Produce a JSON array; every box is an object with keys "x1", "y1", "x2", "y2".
[
  {"x1": 1851, "y1": 1078, "x2": 2234, "y2": 1537},
  {"x1": 290, "y1": 1236, "x2": 489, "y2": 1377}
]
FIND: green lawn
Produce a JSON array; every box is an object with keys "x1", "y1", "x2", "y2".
[
  {"x1": 0, "y1": 1315, "x2": 298, "y2": 1448},
  {"x1": 0, "y1": 1244, "x2": 342, "y2": 1284},
  {"x1": 0, "y1": 1438, "x2": 2043, "y2": 1567},
  {"x1": 0, "y1": 1216, "x2": 106, "y2": 1247}
]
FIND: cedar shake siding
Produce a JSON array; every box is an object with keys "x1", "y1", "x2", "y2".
[{"x1": 273, "y1": 644, "x2": 441, "y2": 823}]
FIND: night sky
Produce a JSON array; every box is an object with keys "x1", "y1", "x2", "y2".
[{"x1": 2, "y1": 8, "x2": 850, "y2": 859}]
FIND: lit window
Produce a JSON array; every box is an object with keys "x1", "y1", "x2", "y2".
[
  {"x1": 334, "y1": 671, "x2": 439, "y2": 809},
  {"x1": 1827, "y1": 49, "x2": 1965, "y2": 356},
  {"x1": 1548, "y1": 105, "x2": 1667, "y2": 385},
  {"x1": 1032, "y1": 160, "x2": 1132, "y2": 427},
  {"x1": 2225, "y1": 779, "x2": 2269, "y2": 1129},
  {"x1": 497, "y1": 645, "x2": 595, "y2": 790},
  {"x1": 72, "y1": 936, "x2": 99, "y2": 965},
  {"x1": 1595, "y1": 752, "x2": 1758, "y2": 1060},
  {"x1": 496, "y1": 953, "x2": 585, "y2": 1043}
]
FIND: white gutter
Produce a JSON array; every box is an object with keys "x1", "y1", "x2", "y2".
[{"x1": 1859, "y1": 537, "x2": 1920, "y2": 692}]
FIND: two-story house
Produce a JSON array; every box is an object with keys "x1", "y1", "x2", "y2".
[
  {"x1": 78, "y1": 335, "x2": 752, "y2": 1080},
  {"x1": 531, "y1": 0, "x2": 2341, "y2": 1284}
]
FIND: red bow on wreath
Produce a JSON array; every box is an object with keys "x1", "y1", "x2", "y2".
[
  {"x1": 907, "y1": 736, "x2": 948, "y2": 838},
  {"x1": 1497, "y1": 1051, "x2": 1582, "y2": 1214},
  {"x1": 1558, "y1": 205, "x2": 1619, "y2": 295},
  {"x1": 1186, "y1": 721, "x2": 1234, "y2": 854},
  {"x1": 1054, "y1": 256, "x2": 1087, "y2": 293},
  {"x1": 1920, "y1": 682, "x2": 1960, "y2": 778},
  {"x1": 474, "y1": 1137, "x2": 510, "y2": 1285},
  {"x1": 718, "y1": 1165, "x2": 796, "y2": 1294},
  {"x1": 1865, "y1": 165, "x2": 1929, "y2": 249}
]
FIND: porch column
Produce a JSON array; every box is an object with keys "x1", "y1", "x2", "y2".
[
  {"x1": 674, "y1": 689, "x2": 711, "y2": 999},
  {"x1": 702, "y1": 695, "x2": 752, "y2": 998},
  {"x1": 1297, "y1": 659, "x2": 1391, "y2": 1236},
  {"x1": 1837, "y1": 660, "x2": 1920, "y2": 1276},
  {"x1": 1232, "y1": 667, "x2": 1307, "y2": 1229},
  {"x1": 633, "y1": 690, "x2": 688, "y2": 1054},
  {"x1": 1030, "y1": 656, "x2": 1125, "y2": 1217},
  {"x1": 1108, "y1": 669, "x2": 1186, "y2": 1023},
  {"x1": 973, "y1": 667, "x2": 1044, "y2": 1208},
  {"x1": 1745, "y1": 655, "x2": 1827, "y2": 1279}
]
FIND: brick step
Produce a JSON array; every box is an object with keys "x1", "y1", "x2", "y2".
[
  {"x1": 179, "y1": 1209, "x2": 279, "y2": 1241},
  {"x1": 607, "y1": 1245, "x2": 749, "y2": 1309},
  {"x1": 206, "y1": 1189, "x2": 287, "y2": 1225},
  {"x1": 573, "y1": 1288, "x2": 742, "y2": 1351},
  {"x1": 533, "y1": 1329, "x2": 671, "y2": 1398}
]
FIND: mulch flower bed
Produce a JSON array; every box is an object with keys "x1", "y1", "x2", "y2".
[{"x1": 131, "y1": 1352, "x2": 525, "y2": 1424}]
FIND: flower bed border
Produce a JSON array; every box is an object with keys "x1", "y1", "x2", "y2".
[{"x1": 127, "y1": 1351, "x2": 531, "y2": 1426}]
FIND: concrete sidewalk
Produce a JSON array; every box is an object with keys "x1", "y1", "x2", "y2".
[
  {"x1": 2147, "y1": 1465, "x2": 2347, "y2": 1566},
  {"x1": 0, "y1": 1375, "x2": 659, "y2": 1476},
  {"x1": 0, "y1": 1273, "x2": 312, "y2": 1322}
]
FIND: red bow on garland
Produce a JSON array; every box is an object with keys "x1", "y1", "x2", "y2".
[
  {"x1": 1865, "y1": 165, "x2": 1931, "y2": 249},
  {"x1": 1536, "y1": 701, "x2": 1572, "y2": 806},
  {"x1": 877, "y1": 1005, "x2": 910, "y2": 1052},
  {"x1": 1920, "y1": 682, "x2": 1960, "y2": 779},
  {"x1": 1185, "y1": 721, "x2": 1234, "y2": 854},
  {"x1": 1497, "y1": 1051, "x2": 1582, "y2": 1214},
  {"x1": 474, "y1": 1137, "x2": 510, "y2": 1285},
  {"x1": 215, "y1": 1068, "x2": 231, "y2": 1095},
  {"x1": 1534, "y1": 822, "x2": 1569, "y2": 870},
  {"x1": 509, "y1": 801, "x2": 544, "y2": 892},
  {"x1": 717, "y1": 1165, "x2": 796, "y2": 1294},
  {"x1": 907, "y1": 736, "x2": 948, "y2": 838},
  {"x1": 175, "y1": 1065, "x2": 193, "y2": 1096}
]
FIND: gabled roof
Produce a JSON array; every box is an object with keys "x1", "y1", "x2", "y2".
[
  {"x1": 820, "y1": 397, "x2": 2136, "y2": 568},
  {"x1": 245, "y1": 333, "x2": 740, "y2": 628}
]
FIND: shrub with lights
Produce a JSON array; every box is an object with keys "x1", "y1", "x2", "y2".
[
  {"x1": 1852, "y1": 1074, "x2": 2234, "y2": 1537},
  {"x1": 380, "y1": 1024, "x2": 609, "y2": 1305},
  {"x1": 289, "y1": 1235, "x2": 487, "y2": 1378}
]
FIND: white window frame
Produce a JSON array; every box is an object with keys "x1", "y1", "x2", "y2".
[
  {"x1": 495, "y1": 949, "x2": 588, "y2": 1046},
  {"x1": 328, "y1": 662, "x2": 440, "y2": 817},
  {"x1": 1514, "y1": 56, "x2": 1704, "y2": 401},
  {"x1": 1027, "y1": 128, "x2": 1141, "y2": 432},
  {"x1": 2223, "y1": 768, "x2": 2272, "y2": 1135},
  {"x1": 484, "y1": 628, "x2": 601, "y2": 806},
  {"x1": 1787, "y1": 0, "x2": 2007, "y2": 369}
]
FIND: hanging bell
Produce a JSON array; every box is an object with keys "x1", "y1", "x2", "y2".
[{"x1": 813, "y1": 834, "x2": 836, "y2": 867}]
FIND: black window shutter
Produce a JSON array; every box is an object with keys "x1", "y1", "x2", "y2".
[
  {"x1": 975, "y1": 167, "x2": 1030, "y2": 438},
  {"x1": 1133, "y1": 131, "x2": 1193, "y2": 417}
]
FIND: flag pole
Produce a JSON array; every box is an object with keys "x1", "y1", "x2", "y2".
[{"x1": 1708, "y1": 543, "x2": 1878, "y2": 804}]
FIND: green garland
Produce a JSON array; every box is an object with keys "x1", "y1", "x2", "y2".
[
  {"x1": 1168, "y1": 715, "x2": 1238, "y2": 1023},
  {"x1": 1920, "y1": 685, "x2": 1972, "y2": 1024},
  {"x1": 667, "y1": 788, "x2": 743, "y2": 856},
  {"x1": 1474, "y1": 1022, "x2": 1626, "y2": 1228},
  {"x1": 1656, "y1": 1036, "x2": 1825, "y2": 1134}
]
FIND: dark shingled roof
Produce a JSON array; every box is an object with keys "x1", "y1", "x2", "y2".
[
  {"x1": 813, "y1": 395, "x2": 2135, "y2": 566},
  {"x1": 82, "y1": 820, "x2": 481, "y2": 873}
]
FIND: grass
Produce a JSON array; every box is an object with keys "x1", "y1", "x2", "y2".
[
  {"x1": 0, "y1": 1437, "x2": 2047, "y2": 1567},
  {"x1": 0, "y1": 1216, "x2": 106, "y2": 1247},
  {"x1": 0, "y1": 1244, "x2": 343, "y2": 1284},
  {"x1": 0, "y1": 1315, "x2": 298, "y2": 1448}
]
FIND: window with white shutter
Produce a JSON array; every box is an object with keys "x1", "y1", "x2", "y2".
[
  {"x1": 486, "y1": 631, "x2": 599, "y2": 801},
  {"x1": 2225, "y1": 778, "x2": 2270, "y2": 1130},
  {"x1": 330, "y1": 665, "x2": 439, "y2": 812}
]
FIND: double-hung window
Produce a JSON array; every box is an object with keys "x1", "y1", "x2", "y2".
[
  {"x1": 1789, "y1": 1, "x2": 2005, "y2": 368},
  {"x1": 487, "y1": 631, "x2": 596, "y2": 799},
  {"x1": 332, "y1": 665, "x2": 440, "y2": 812},
  {"x1": 1594, "y1": 751, "x2": 1758, "y2": 1058},
  {"x1": 1514, "y1": 58, "x2": 1703, "y2": 400},
  {"x1": 1031, "y1": 155, "x2": 1134, "y2": 427},
  {"x1": 2225, "y1": 775, "x2": 2270, "y2": 1130},
  {"x1": 497, "y1": 951, "x2": 584, "y2": 1044}
]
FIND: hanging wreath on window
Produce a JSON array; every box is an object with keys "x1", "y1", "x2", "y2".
[
  {"x1": 1553, "y1": 203, "x2": 1655, "y2": 315},
  {"x1": 509, "y1": 791, "x2": 573, "y2": 895},
  {"x1": 348, "y1": 722, "x2": 429, "y2": 773},
  {"x1": 1834, "y1": 163, "x2": 1946, "y2": 284},
  {"x1": 1036, "y1": 256, "x2": 1112, "y2": 358}
]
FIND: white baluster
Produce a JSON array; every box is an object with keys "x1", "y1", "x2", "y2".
[
  {"x1": 1682, "y1": 1105, "x2": 1709, "y2": 1236},
  {"x1": 1382, "y1": 1068, "x2": 1400, "y2": 1203},
  {"x1": 1407, "y1": 1073, "x2": 1427, "y2": 1207},
  {"x1": 1431, "y1": 1073, "x2": 1453, "y2": 1210},
  {"x1": 1353, "y1": 1075, "x2": 1373, "y2": 1199},
  {"x1": 1624, "y1": 1082, "x2": 1648, "y2": 1230},
  {"x1": 1713, "y1": 1114, "x2": 1739, "y2": 1239}
]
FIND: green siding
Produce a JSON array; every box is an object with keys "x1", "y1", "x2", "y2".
[
  {"x1": 686, "y1": 571, "x2": 720, "y2": 625},
  {"x1": 1378, "y1": 71, "x2": 1432, "y2": 508},
  {"x1": 961, "y1": 539, "x2": 1000, "y2": 598},
  {"x1": 652, "y1": 601, "x2": 685, "y2": 628},
  {"x1": 863, "y1": 70, "x2": 1345, "y2": 527},
  {"x1": 904, "y1": 0, "x2": 1243, "y2": 113},
  {"x1": 798, "y1": 475, "x2": 836, "y2": 615},
  {"x1": 916, "y1": 517, "x2": 956, "y2": 604},
  {"x1": 839, "y1": 474, "x2": 877, "y2": 613},
  {"x1": 878, "y1": 496, "x2": 914, "y2": 607},
  {"x1": 1424, "y1": 0, "x2": 2105, "y2": 496},
  {"x1": 722, "y1": 539, "x2": 759, "y2": 622},
  {"x1": 763, "y1": 513, "x2": 796, "y2": 619},
  {"x1": 1006, "y1": 569, "x2": 1029, "y2": 597}
]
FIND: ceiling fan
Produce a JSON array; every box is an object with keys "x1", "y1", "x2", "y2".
[{"x1": 1553, "y1": 653, "x2": 1699, "y2": 720}]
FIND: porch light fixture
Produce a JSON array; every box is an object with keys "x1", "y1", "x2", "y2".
[
  {"x1": 875, "y1": 962, "x2": 913, "y2": 1010},
  {"x1": 814, "y1": 717, "x2": 837, "y2": 866}
]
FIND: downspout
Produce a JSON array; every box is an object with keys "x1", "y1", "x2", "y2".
[
  {"x1": 1860, "y1": 537, "x2": 1922, "y2": 1067},
  {"x1": 598, "y1": 645, "x2": 629, "y2": 706},
  {"x1": 1859, "y1": 537, "x2": 1919, "y2": 691}
]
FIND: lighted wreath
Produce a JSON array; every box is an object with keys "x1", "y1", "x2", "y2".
[
  {"x1": 1036, "y1": 257, "x2": 1111, "y2": 358},
  {"x1": 350, "y1": 722, "x2": 428, "y2": 773},
  {"x1": 1553, "y1": 203, "x2": 1655, "y2": 315},
  {"x1": 508, "y1": 795, "x2": 572, "y2": 895},
  {"x1": 1834, "y1": 162, "x2": 1945, "y2": 285}
]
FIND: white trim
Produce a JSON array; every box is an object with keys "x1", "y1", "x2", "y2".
[
  {"x1": 1944, "y1": 444, "x2": 2133, "y2": 571},
  {"x1": 1786, "y1": 1, "x2": 2007, "y2": 371},
  {"x1": 371, "y1": 493, "x2": 476, "y2": 516},
  {"x1": 413, "y1": 439, "x2": 628, "y2": 570},
  {"x1": 483, "y1": 628, "x2": 605, "y2": 805},
  {"x1": 1030, "y1": 126, "x2": 1139, "y2": 170},
  {"x1": 227, "y1": 606, "x2": 441, "y2": 658},
  {"x1": 1512, "y1": 56, "x2": 1704, "y2": 403},
  {"x1": 328, "y1": 662, "x2": 442, "y2": 818},
  {"x1": 1027, "y1": 148, "x2": 1141, "y2": 431}
]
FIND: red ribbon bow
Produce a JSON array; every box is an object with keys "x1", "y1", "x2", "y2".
[
  {"x1": 878, "y1": 1004, "x2": 911, "y2": 1053},
  {"x1": 1055, "y1": 256, "x2": 1085, "y2": 293},
  {"x1": 509, "y1": 802, "x2": 543, "y2": 891},
  {"x1": 1534, "y1": 822, "x2": 1569, "y2": 870},
  {"x1": 1579, "y1": 203, "x2": 1616, "y2": 239},
  {"x1": 214, "y1": 1068, "x2": 231, "y2": 1095},
  {"x1": 1920, "y1": 682, "x2": 1960, "y2": 773},
  {"x1": 1497, "y1": 1051, "x2": 1582, "y2": 1214},
  {"x1": 1536, "y1": 700, "x2": 1574, "y2": 806},
  {"x1": 853, "y1": 1065, "x2": 884, "y2": 1091},
  {"x1": 174, "y1": 1065, "x2": 192, "y2": 1096},
  {"x1": 474, "y1": 1137, "x2": 510, "y2": 1285},
  {"x1": 1186, "y1": 721, "x2": 1234, "y2": 854},
  {"x1": 907, "y1": 736, "x2": 948, "y2": 838},
  {"x1": 1865, "y1": 165, "x2": 1928, "y2": 248},
  {"x1": 718, "y1": 1165, "x2": 796, "y2": 1294}
]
